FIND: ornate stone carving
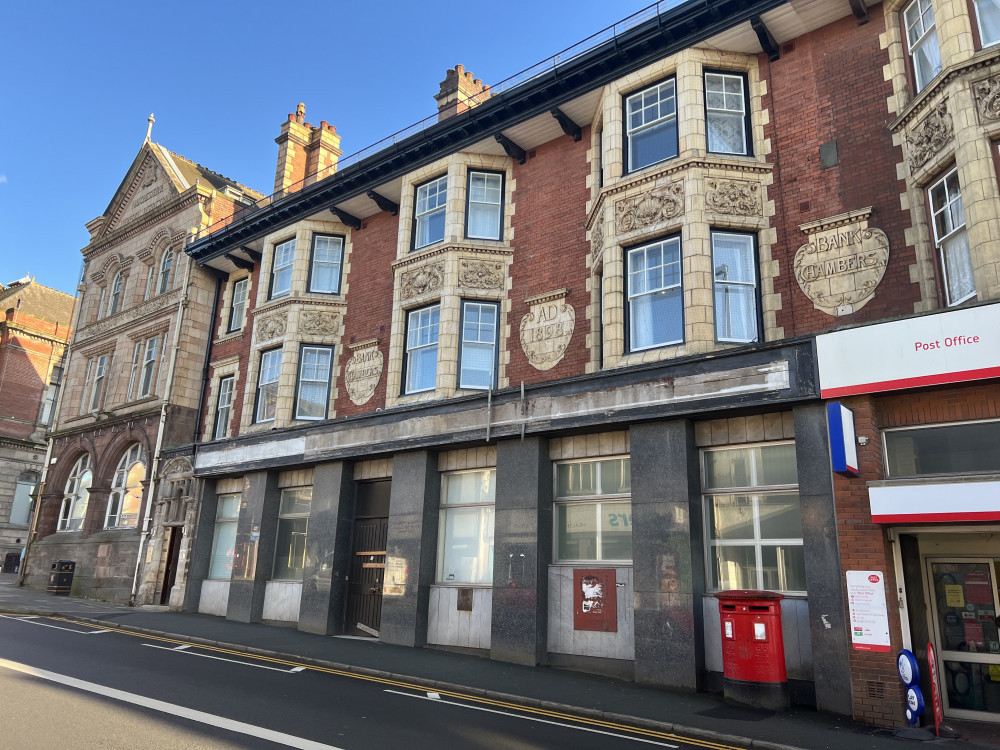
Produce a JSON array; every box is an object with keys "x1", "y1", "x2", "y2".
[
  {"x1": 400, "y1": 262, "x2": 445, "y2": 300},
  {"x1": 615, "y1": 183, "x2": 683, "y2": 233},
  {"x1": 906, "y1": 102, "x2": 953, "y2": 171},
  {"x1": 301, "y1": 311, "x2": 340, "y2": 336},
  {"x1": 706, "y1": 179, "x2": 761, "y2": 216},
  {"x1": 590, "y1": 212, "x2": 604, "y2": 257},
  {"x1": 974, "y1": 75, "x2": 1000, "y2": 122},
  {"x1": 74, "y1": 287, "x2": 180, "y2": 345},
  {"x1": 519, "y1": 295, "x2": 575, "y2": 370},
  {"x1": 344, "y1": 344, "x2": 383, "y2": 405},
  {"x1": 794, "y1": 221, "x2": 890, "y2": 316},
  {"x1": 256, "y1": 312, "x2": 287, "y2": 342},
  {"x1": 459, "y1": 259, "x2": 504, "y2": 290}
]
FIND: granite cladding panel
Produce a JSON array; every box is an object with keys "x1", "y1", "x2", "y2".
[
  {"x1": 227, "y1": 471, "x2": 281, "y2": 623},
  {"x1": 792, "y1": 404, "x2": 852, "y2": 716},
  {"x1": 629, "y1": 419, "x2": 704, "y2": 690},
  {"x1": 379, "y1": 452, "x2": 439, "y2": 647},
  {"x1": 491, "y1": 437, "x2": 552, "y2": 666}
]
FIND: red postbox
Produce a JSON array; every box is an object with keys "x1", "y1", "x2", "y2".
[{"x1": 714, "y1": 590, "x2": 789, "y2": 710}]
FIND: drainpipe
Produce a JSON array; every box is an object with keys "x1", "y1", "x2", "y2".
[
  {"x1": 129, "y1": 250, "x2": 193, "y2": 605},
  {"x1": 20, "y1": 276, "x2": 86, "y2": 586}
]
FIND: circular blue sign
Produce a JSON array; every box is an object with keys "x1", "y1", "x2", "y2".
[
  {"x1": 897, "y1": 649, "x2": 920, "y2": 686},
  {"x1": 905, "y1": 686, "x2": 925, "y2": 725}
]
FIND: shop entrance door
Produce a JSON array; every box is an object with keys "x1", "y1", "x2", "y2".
[
  {"x1": 345, "y1": 480, "x2": 390, "y2": 637},
  {"x1": 159, "y1": 527, "x2": 183, "y2": 606},
  {"x1": 926, "y1": 558, "x2": 1000, "y2": 721}
]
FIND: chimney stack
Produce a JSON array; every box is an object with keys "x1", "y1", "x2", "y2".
[
  {"x1": 435, "y1": 64, "x2": 491, "y2": 121},
  {"x1": 273, "y1": 103, "x2": 342, "y2": 195}
]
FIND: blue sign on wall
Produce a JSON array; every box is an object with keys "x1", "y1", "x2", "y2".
[{"x1": 827, "y1": 401, "x2": 859, "y2": 476}]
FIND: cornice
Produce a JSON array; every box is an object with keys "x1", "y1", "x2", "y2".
[
  {"x1": 84, "y1": 191, "x2": 200, "y2": 259},
  {"x1": 74, "y1": 288, "x2": 181, "y2": 346},
  {"x1": 890, "y1": 49, "x2": 1000, "y2": 132},
  {"x1": 391, "y1": 243, "x2": 514, "y2": 271}
]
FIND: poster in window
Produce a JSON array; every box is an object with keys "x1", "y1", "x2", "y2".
[{"x1": 573, "y1": 568, "x2": 617, "y2": 632}]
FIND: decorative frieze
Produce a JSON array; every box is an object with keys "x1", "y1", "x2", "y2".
[
  {"x1": 705, "y1": 179, "x2": 761, "y2": 216},
  {"x1": 300, "y1": 311, "x2": 340, "y2": 336},
  {"x1": 74, "y1": 288, "x2": 180, "y2": 345},
  {"x1": 974, "y1": 74, "x2": 1000, "y2": 122},
  {"x1": 615, "y1": 183, "x2": 684, "y2": 233},
  {"x1": 906, "y1": 102, "x2": 953, "y2": 171},
  {"x1": 256, "y1": 312, "x2": 288, "y2": 342},
  {"x1": 458, "y1": 259, "x2": 504, "y2": 290},
  {"x1": 344, "y1": 340, "x2": 383, "y2": 405},
  {"x1": 519, "y1": 291, "x2": 575, "y2": 370},
  {"x1": 400, "y1": 262, "x2": 445, "y2": 300},
  {"x1": 794, "y1": 210, "x2": 889, "y2": 316}
]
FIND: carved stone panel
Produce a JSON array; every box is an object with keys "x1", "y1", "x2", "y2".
[
  {"x1": 459, "y1": 259, "x2": 504, "y2": 290},
  {"x1": 345, "y1": 344, "x2": 383, "y2": 405},
  {"x1": 706, "y1": 179, "x2": 761, "y2": 216},
  {"x1": 301, "y1": 311, "x2": 341, "y2": 336},
  {"x1": 519, "y1": 294, "x2": 575, "y2": 370},
  {"x1": 974, "y1": 74, "x2": 1000, "y2": 122},
  {"x1": 400, "y1": 262, "x2": 445, "y2": 300},
  {"x1": 906, "y1": 102, "x2": 953, "y2": 171},
  {"x1": 590, "y1": 211, "x2": 605, "y2": 257},
  {"x1": 794, "y1": 219, "x2": 890, "y2": 316},
  {"x1": 615, "y1": 183, "x2": 684, "y2": 233},
  {"x1": 256, "y1": 312, "x2": 288, "y2": 342}
]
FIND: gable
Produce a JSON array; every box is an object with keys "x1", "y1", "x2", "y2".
[{"x1": 101, "y1": 148, "x2": 182, "y2": 237}]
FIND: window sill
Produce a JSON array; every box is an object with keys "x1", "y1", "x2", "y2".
[{"x1": 214, "y1": 330, "x2": 244, "y2": 345}]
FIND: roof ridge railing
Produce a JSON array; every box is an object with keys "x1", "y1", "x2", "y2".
[{"x1": 191, "y1": 0, "x2": 676, "y2": 243}]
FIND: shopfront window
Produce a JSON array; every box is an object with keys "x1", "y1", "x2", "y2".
[
  {"x1": 554, "y1": 457, "x2": 632, "y2": 563},
  {"x1": 703, "y1": 442, "x2": 805, "y2": 593}
]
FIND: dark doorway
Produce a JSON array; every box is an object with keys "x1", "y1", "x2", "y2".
[
  {"x1": 160, "y1": 527, "x2": 183, "y2": 606},
  {"x1": 345, "y1": 480, "x2": 390, "y2": 637}
]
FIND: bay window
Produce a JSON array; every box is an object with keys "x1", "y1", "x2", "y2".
[
  {"x1": 929, "y1": 168, "x2": 975, "y2": 305},
  {"x1": 904, "y1": 0, "x2": 942, "y2": 92},
  {"x1": 627, "y1": 237, "x2": 683, "y2": 351},
  {"x1": 295, "y1": 345, "x2": 333, "y2": 420},
  {"x1": 626, "y1": 79, "x2": 677, "y2": 172},
  {"x1": 459, "y1": 301, "x2": 498, "y2": 390},
  {"x1": 309, "y1": 234, "x2": 344, "y2": 294},
  {"x1": 705, "y1": 71, "x2": 749, "y2": 155},
  {"x1": 415, "y1": 176, "x2": 447, "y2": 250},
  {"x1": 255, "y1": 348, "x2": 283, "y2": 422},
  {"x1": 712, "y1": 231, "x2": 759, "y2": 343},
  {"x1": 466, "y1": 171, "x2": 503, "y2": 240},
  {"x1": 270, "y1": 238, "x2": 296, "y2": 299},
  {"x1": 404, "y1": 304, "x2": 440, "y2": 393}
]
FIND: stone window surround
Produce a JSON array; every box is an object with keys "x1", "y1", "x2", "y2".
[
  {"x1": 256, "y1": 219, "x2": 354, "y2": 310},
  {"x1": 215, "y1": 273, "x2": 253, "y2": 342},
  {"x1": 126, "y1": 322, "x2": 171, "y2": 404},
  {"x1": 384, "y1": 245, "x2": 511, "y2": 409},
  {"x1": 598, "y1": 48, "x2": 765, "y2": 188},
  {"x1": 239, "y1": 299, "x2": 345, "y2": 434},
  {"x1": 75, "y1": 341, "x2": 117, "y2": 416},
  {"x1": 203, "y1": 356, "x2": 241, "y2": 442},
  {"x1": 396, "y1": 153, "x2": 514, "y2": 259},
  {"x1": 584, "y1": 48, "x2": 778, "y2": 374}
]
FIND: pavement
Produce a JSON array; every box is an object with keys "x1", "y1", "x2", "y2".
[{"x1": 1, "y1": 572, "x2": 997, "y2": 750}]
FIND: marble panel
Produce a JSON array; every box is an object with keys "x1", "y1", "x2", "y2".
[
  {"x1": 197, "y1": 580, "x2": 230, "y2": 616},
  {"x1": 262, "y1": 581, "x2": 303, "y2": 622}
]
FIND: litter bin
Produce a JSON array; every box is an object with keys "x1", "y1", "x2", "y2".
[
  {"x1": 714, "y1": 590, "x2": 788, "y2": 710},
  {"x1": 47, "y1": 560, "x2": 76, "y2": 596}
]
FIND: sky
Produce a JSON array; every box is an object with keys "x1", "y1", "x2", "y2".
[{"x1": 0, "y1": 0, "x2": 666, "y2": 297}]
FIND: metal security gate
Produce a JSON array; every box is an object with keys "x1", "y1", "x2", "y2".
[{"x1": 345, "y1": 480, "x2": 390, "y2": 637}]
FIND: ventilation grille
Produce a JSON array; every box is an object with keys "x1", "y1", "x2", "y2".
[{"x1": 866, "y1": 681, "x2": 886, "y2": 700}]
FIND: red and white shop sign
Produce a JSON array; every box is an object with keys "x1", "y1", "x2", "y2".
[
  {"x1": 869, "y1": 480, "x2": 1000, "y2": 523},
  {"x1": 816, "y1": 304, "x2": 1000, "y2": 398}
]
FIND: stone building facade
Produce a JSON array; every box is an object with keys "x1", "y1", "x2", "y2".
[
  {"x1": 23, "y1": 139, "x2": 260, "y2": 607},
  {"x1": 169, "y1": 0, "x2": 996, "y2": 731},
  {"x1": 0, "y1": 279, "x2": 74, "y2": 572}
]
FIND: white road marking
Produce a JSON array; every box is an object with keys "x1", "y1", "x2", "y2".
[
  {"x1": 0, "y1": 658, "x2": 343, "y2": 750},
  {"x1": 0, "y1": 615, "x2": 107, "y2": 634},
  {"x1": 173, "y1": 645, "x2": 190, "y2": 651},
  {"x1": 384, "y1": 690, "x2": 680, "y2": 747},
  {"x1": 426, "y1": 691, "x2": 440, "y2": 699},
  {"x1": 141, "y1": 643, "x2": 306, "y2": 673}
]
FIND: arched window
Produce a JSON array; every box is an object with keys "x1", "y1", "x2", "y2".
[
  {"x1": 105, "y1": 444, "x2": 146, "y2": 528},
  {"x1": 157, "y1": 248, "x2": 173, "y2": 295},
  {"x1": 107, "y1": 271, "x2": 124, "y2": 316},
  {"x1": 58, "y1": 455, "x2": 92, "y2": 531}
]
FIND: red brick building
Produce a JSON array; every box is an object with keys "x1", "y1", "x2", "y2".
[
  {"x1": 0, "y1": 277, "x2": 74, "y2": 570},
  {"x1": 172, "y1": 0, "x2": 999, "y2": 731}
]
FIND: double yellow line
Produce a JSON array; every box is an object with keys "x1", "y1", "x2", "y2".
[{"x1": 45, "y1": 615, "x2": 747, "y2": 750}]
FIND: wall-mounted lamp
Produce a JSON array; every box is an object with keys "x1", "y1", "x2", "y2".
[{"x1": 857, "y1": 435, "x2": 869, "y2": 446}]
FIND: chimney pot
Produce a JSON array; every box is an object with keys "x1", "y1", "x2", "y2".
[{"x1": 455, "y1": 64, "x2": 465, "y2": 76}]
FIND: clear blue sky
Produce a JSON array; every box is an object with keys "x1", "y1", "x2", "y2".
[{"x1": 0, "y1": 0, "x2": 666, "y2": 297}]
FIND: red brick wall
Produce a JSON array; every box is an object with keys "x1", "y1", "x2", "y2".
[
  {"x1": 335, "y1": 210, "x2": 398, "y2": 417},
  {"x1": 762, "y1": 10, "x2": 918, "y2": 338},
  {"x1": 832, "y1": 382, "x2": 1000, "y2": 726},
  {"x1": 0, "y1": 311, "x2": 68, "y2": 440},
  {"x1": 506, "y1": 128, "x2": 592, "y2": 385}
]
